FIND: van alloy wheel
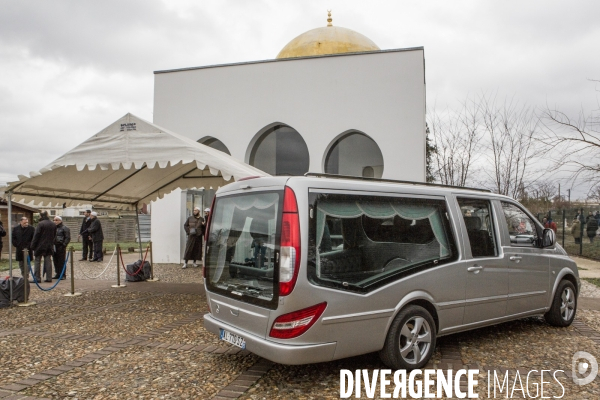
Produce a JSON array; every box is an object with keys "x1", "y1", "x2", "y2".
[
  {"x1": 561, "y1": 287, "x2": 575, "y2": 321},
  {"x1": 379, "y1": 305, "x2": 436, "y2": 370},
  {"x1": 399, "y1": 317, "x2": 432, "y2": 364},
  {"x1": 545, "y1": 279, "x2": 577, "y2": 327}
]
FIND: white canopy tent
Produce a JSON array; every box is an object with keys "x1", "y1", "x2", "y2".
[
  {"x1": 0, "y1": 113, "x2": 269, "y2": 299},
  {"x1": 0, "y1": 113, "x2": 268, "y2": 209}
]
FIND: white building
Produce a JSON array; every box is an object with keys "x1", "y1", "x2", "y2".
[{"x1": 151, "y1": 16, "x2": 426, "y2": 263}]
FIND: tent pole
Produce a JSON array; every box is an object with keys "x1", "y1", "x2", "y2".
[
  {"x1": 7, "y1": 192, "x2": 13, "y2": 306},
  {"x1": 135, "y1": 202, "x2": 143, "y2": 259}
]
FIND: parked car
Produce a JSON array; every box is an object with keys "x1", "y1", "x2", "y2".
[{"x1": 203, "y1": 174, "x2": 579, "y2": 370}]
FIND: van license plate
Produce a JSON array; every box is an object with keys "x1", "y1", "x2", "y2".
[{"x1": 220, "y1": 329, "x2": 246, "y2": 349}]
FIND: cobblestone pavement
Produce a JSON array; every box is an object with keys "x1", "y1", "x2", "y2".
[{"x1": 0, "y1": 254, "x2": 599, "y2": 399}]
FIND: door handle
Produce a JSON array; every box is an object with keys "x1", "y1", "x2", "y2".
[
  {"x1": 509, "y1": 256, "x2": 522, "y2": 263},
  {"x1": 467, "y1": 266, "x2": 483, "y2": 272}
]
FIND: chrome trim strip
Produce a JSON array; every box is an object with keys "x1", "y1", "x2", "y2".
[
  {"x1": 322, "y1": 309, "x2": 395, "y2": 325},
  {"x1": 436, "y1": 299, "x2": 466, "y2": 310},
  {"x1": 439, "y1": 308, "x2": 547, "y2": 334},
  {"x1": 508, "y1": 290, "x2": 546, "y2": 299}
]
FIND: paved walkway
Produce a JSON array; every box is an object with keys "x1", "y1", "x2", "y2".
[{"x1": 1, "y1": 255, "x2": 600, "y2": 398}]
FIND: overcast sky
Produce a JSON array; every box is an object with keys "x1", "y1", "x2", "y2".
[{"x1": 1, "y1": 0, "x2": 598, "y2": 197}]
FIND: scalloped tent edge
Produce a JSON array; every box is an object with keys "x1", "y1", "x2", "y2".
[{"x1": 0, "y1": 113, "x2": 269, "y2": 210}]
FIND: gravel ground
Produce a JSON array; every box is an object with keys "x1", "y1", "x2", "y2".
[
  {"x1": 2, "y1": 254, "x2": 600, "y2": 399},
  {"x1": 23, "y1": 349, "x2": 258, "y2": 399},
  {"x1": 32, "y1": 308, "x2": 185, "y2": 339},
  {"x1": 581, "y1": 279, "x2": 600, "y2": 297},
  {"x1": 0, "y1": 336, "x2": 105, "y2": 386}
]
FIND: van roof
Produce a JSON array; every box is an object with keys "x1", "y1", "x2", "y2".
[{"x1": 219, "y1": 174, "x2": 513, "y2": 200}]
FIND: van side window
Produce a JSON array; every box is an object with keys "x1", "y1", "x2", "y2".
[
  {"x1": 501, "y1": 202, "x2": 539, "y2": 247},
  {"x1": 457, "y1": 198, "x2": 498, "y2": 258},
  {"x1": 308, "y1": 193, "x2": 457, "y2": 293}
]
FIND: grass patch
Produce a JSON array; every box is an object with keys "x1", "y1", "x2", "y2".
[
  {"x1": 579, "y1": 267, "x2": 588, "y2": 270},
  {"x1": 583, "y1": 278, "x2": 600, "y2": 288},
  {"x1": 0, "y1": 258, "x2": 10, "y2": 272},
  {"x1": 557, "y1": 231, "x2": 600, "y2": 261}
]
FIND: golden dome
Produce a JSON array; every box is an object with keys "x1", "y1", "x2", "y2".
[{"x1": 276, "y1": 12, "x2": 380, "y2": 59}]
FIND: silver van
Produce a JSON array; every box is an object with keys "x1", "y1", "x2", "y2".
[{"x1": 203, "y1": 175, "x2": 579, "y2": 370}]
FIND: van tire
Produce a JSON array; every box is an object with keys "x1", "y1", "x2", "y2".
[
  {"x1": 379, "y1": 305, "x2": 436, "y2": 370},
  {"x1": 544, "y1": 280, "x2": 577, "y2": 327}
]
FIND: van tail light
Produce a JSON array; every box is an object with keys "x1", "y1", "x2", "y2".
[
  {"x1": 279, "y1": 186, "x2": 300, "y2": 296},
  {"x1": 203, "y1": 196, "x2": 216, "y2": 279},
  {"x1": 269, "y1": 302, "x2": 327, "y2": 339}
]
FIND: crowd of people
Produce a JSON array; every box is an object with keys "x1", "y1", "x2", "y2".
[
  {"x1": 0, "y1": 209, "x2": 104, "y2": 283},
  {"x1": 571, "y1": 210, "x2": 600, "y2": 244}
]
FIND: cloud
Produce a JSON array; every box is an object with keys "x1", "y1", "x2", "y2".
[{"x1": 0, "y1": 0, "x2": 599, "y2": 197}]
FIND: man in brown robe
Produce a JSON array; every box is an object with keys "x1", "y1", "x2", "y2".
[{"x1": 182, "y1": 207, "x2": 205, "y2": 268}]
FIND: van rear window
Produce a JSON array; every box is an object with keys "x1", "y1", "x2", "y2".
[
  {"x1": 308, "y1": 193, "x2": 457, "y2": 293},
  {"x1": 205, "y1": 191, "x2": 281, "y2": 308}
]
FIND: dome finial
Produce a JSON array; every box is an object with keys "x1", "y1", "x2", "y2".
[{"x1": 327, "y1": 10, "x2": 332, "y2": 27}]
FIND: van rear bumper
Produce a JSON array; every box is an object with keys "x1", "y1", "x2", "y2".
[{"x1": 204, "y1": 314, "x2": 337, "y2": 365}]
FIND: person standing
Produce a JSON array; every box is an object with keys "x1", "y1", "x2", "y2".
[
  {"x1": 182, "y1": 207, "x2": 204, "y2": 268},
  {"x1": 87, "y1": 212, "x2": 104, "y2": 262},
  {"x1": 543, "y1": 217, "x2": 557, "y2": 233},
  {"x1": 12, "y1": 217, "x2": 35, "y2": 275},
  {"x1": 31, "y1": 211, "x2": 56, "y2": 282},
  {"x1": 203, "y1": 208, "x2": 211, "y2": 235},
  {"x1": 0, "y1": 218, "x2": 6, "y2": 257},
  {"x1": 78, "y1": 209, "x2": 93, "y2": 261},
  {"x1": 571, "y1": 218, "x2": 582, "y2": 245},
  {"x1": 52, "y1": 216, "x2": 71, "y2": 279},
  {"x1": 587, "y1": 215, "x2": 599, "y2": 243}
]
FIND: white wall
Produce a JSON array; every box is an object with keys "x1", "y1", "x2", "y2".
[
  {"x1": 151, "y1": 48, "x2": 426, "y2": 262},
  {"x1": 153, "y1": 48, "x2": 426, "y2": 181},
  {"x1": 150, "y1": 189, "x2": 186, "y2": 263}
]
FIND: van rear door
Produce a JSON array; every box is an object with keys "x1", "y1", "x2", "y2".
[{"x1": 204, "y1": 190, "x2": 283, "y2": 338}]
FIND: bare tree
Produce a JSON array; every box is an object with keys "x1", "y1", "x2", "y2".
[
  {"x1": 480, "y1": 94, "x2": 540, "y2": 198},
  {"x1": 428, "y1": 97, "x2": 483, "y2": 187},
  {"x1": 538, "y1": 80, "x2": 600, "y2": 195}
]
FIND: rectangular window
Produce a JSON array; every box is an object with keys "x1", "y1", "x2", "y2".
[
  {"x1": 501, "y1": 202, "x2": 539, "y2": 247},
  {"x1": 308, "y1": 192, "x2": 457, "y2": 293},
  {"x1": 205, "y1": 191, "x2": 281, "y2": 308},
  {"x1": 457, "y1": 198, "x2": 498, "y2": 258}
]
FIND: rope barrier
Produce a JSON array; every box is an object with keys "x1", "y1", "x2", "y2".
[
  {"x1": 27, "y1": 251, "x2": 69, "y2": 292},
  {"x1": 119, "y1": 246, "x2": 150, "y2": 277},
  {"x1": 78, "y1": 247, "x2": 117, "y2": 279}
]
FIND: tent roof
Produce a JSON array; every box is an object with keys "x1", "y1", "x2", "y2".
[{"x1": 0, "y1": 113, "x2": 268, "y2": 210}]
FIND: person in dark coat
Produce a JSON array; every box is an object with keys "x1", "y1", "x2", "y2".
[
  {"x1": 78, "y1": 209, "x2": 93, "y2": 261},
  {"x1": 52, "y1": 216, "x2": 71, "y2": 279},
  {"x1": 12, "y1": 217, "x2": 35, "y2": 275},
  {"x1": 182, "y1": 207, "x2": 205, "y2": 268},
  {"x1": 31, "y1": 211, "x2": 57, "y2": 282},
  {"x1": 0, "y1": 218, "x2": 6, "y2": 257},
  {"x1": 587, "y1": 215, "x2": 599, "y2": 243},
  {"x1": 87, "y1": 212, "x2": 104, "y2": 262}
]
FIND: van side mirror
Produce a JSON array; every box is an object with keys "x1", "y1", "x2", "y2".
[{"x1": 541, "y1": 228, "x2": 556, "y2": 248}]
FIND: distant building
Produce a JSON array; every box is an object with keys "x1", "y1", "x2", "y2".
[{"x1": 151, "y1": 13, "x2": 426, "y2": 262}]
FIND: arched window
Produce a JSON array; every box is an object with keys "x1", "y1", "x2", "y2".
[
  {"x1": 324, "y1": 131, "x2": 384, "y2": 178},
  {"x1": 198, "y1": 137, "x2": 231, "y2": 155},
  {"x1": 248, "y1": 124, "x2": 309, "y2": 176}
]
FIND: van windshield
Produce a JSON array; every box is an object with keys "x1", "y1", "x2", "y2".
[
  {"x1": 205, "y1": 192, "x2": 281, "y2": 307},
  {"x1": 308, "y1": 193, "x2": 457, "y2": 293}
]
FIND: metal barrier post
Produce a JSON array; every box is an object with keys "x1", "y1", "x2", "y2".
[
  {"x1": 580, "y1": 207, "x2": 584, "y2": 255},
  {"x1": 112, "y1": 244, "x2": 126, "y2": 288},
  {"x1": 17, "y1": 248, "x2": 36, "y2": 307},
  {"x1": 147, "y1": 241, "x2": 159, "y2": 282},
  {"x1": 562, "y1": 209, "x2": 565, "y2": 248},
  {"x1": 64, "y1": 247, "x2": 81, "y2": 297}
]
